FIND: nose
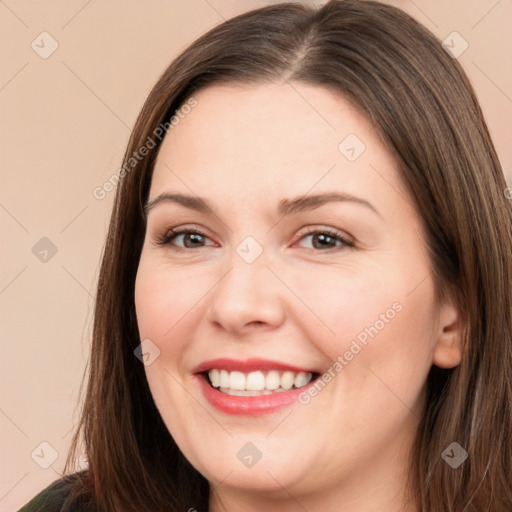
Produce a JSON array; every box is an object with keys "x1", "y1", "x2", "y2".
[{"x1": 204, "y1": 245, "x2": 286, "y2": 335}]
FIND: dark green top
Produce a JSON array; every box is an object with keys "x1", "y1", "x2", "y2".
[{"x1": 18, "y1": 473, "x2": 93, "y2": 512}]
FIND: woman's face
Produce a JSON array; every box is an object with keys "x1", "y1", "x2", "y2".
[{"x1": 135, "y1": 83, "x2": 460, "y2": 507}]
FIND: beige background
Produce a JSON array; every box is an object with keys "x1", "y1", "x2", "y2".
[{"x1": 1, "y1": 0, "x2": 511, "y2": 509}]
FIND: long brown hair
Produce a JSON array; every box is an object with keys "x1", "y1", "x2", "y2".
[{"x1": 57, "y1": 1, "x2": 512, "y2": 510}]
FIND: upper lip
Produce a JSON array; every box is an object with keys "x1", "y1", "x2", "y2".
[{"x1": 192, "y1": 358, "x2": 318, "y2": 374}]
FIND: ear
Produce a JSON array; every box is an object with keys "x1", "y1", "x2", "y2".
[{"x1": 432, "y1": 297, "x2": 465, "y2": 369}]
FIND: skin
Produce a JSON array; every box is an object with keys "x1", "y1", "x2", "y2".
[{"x1": 134, "y1": 82, "x2": 463, "y2": 512}]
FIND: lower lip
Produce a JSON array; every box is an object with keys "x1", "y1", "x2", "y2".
[{"x1": 196, "y1": 374, "x2": 314, "y2": 416}]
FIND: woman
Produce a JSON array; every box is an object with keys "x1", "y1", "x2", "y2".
[{"x1": 19, "y1": 0, "x2": 512, "y2": 511}]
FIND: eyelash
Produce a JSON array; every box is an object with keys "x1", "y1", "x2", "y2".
[{"x1": 154, "y1": 226, "x2": 354, "y2": 253}]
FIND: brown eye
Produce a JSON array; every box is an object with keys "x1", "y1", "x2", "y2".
[
  {"x1": 173, "y1": 232, "x2": 207, "y2": 248},
  {"x1": 155, "y1": 228, "x2": 215, "y2": 249},
  {"x1": 296, "y1": 228, "x2": 354, "y2": 252}
]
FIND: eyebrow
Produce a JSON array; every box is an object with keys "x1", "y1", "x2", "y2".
[{"x1": 144, "y1": 191, "x2": 382, "y2": 219}]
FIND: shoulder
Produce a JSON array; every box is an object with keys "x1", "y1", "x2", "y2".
[{"x1": 18, "y1": 472, "x2": 94, "y2": 512}]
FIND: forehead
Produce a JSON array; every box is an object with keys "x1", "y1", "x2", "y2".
[{"x1": 150, "y1": 82, "x2": 403, "y2": 206}]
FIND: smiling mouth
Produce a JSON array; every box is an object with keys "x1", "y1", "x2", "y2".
[{"x1": 204, "y1": 369, "x2": 320, "y2": 396}]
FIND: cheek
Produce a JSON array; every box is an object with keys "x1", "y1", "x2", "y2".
[
  {"x1": 327, "y1": 278, "x2": 438, "y2": 426},
  {"x1": 134, "y1": 259, "x2": 208, "y2": 347},
  {"x1": 287, "y1": 263, "x2": 412, "y2": 357},
  {"x1": 302, "y1": 259, "x2": 438, "y2": 414},
  {"x1": 134, "y1": 261, "x2": 209, "y2": 447}
]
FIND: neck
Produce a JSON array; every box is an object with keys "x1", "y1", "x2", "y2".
[{"x1": 208, "y1": 448, "x2": 419, "y2": 512}]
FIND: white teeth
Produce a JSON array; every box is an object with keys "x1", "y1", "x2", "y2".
[
  {"x1": 207, "y1": 369, "x2": 314, "y2": 394},
  {"x1": 265, "y1": 370, "x2": 281, "y2": 390},
  {"x1": 294, "y1": 372, "x2": 310, "y2": 388},
  {"x1": 246, "y1": 371, "x2": 266, "y2": 391},
  {"x1": 229, "y1": 371, "x2": 246, "y2": 391},
  {"x1": 209, "y1": 369, "x2": 220, "y2": 387},
  {"x1": 281, "y1": 371, "x2": 295, "y2": 390},
  {"x1": 219, "y1": 369, "x2": 230, "y2": 388},
  {"x1": 220, "y1": 388, "x2": 274, "y2": 396}
]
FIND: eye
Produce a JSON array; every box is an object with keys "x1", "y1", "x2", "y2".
[
  {"x1": 295, "y1": 227, "x2": 354, "y2": 252},
  {"x1": 154, "y1": 227, "x2": 215, "y2": 249}
]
